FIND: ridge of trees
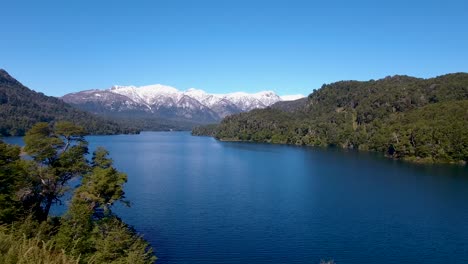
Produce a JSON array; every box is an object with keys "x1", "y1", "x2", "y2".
[{"x1": 193, "y1": 73, "x2": 468, "y2": 164}]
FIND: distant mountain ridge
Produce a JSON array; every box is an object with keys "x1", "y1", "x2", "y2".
[{"x1": 62, "y1": 84, "x2": 304, "y2": 124}]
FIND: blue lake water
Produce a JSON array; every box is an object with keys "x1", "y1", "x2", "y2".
[{"x1": 4, "y1": 132, "x2": 468, "y2": 263}]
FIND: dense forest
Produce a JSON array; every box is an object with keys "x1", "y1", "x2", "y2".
[
  {"x1": 0, "y1": 69, "x2": 140, "y2": 136},
  {"x1": 0, "y1": 122, "x2": 156, "y2": 263},
  {"x1": 101, "y1": 113, "x2": 205, "y2": 132},
  {"x1": 193, "y1": 73, "x2": 468, "y2": 164}
]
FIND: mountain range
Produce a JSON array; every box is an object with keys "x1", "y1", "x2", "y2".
[{"x1": 62, "y1": 85, "x2": 304, "y2": 124}]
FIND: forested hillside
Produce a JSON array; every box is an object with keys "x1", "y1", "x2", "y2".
[
  {"x1": 0, "y1": 69, "x2": 139, "y2": 136},
  {"x1": 194, "y1": 73, "x2": 468, "y2": 164}
]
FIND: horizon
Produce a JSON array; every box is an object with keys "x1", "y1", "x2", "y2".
[
  {"x1": 1, "y1": 0, "x2": 467, "y2": 97},
  {"x1": 1, "y1": 67, "x2": 466, "y2": 98}
]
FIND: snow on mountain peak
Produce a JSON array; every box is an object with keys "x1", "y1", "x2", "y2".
[
  {"x1": 63, "y1": 83, "x2": 304, "y2": 121},
  {"x1": 139, "y1": 84, "x2": 179, "y2": 94},
  {"x1": 186, "y1": 88, "x2": 204, "y2": 93},
  {"x1": 108, "y1": 84, "x2": 182, "y2": 106},
  {"x1": 280, "y1": 94, "x2": 306, "y2": 101},
  {"x1": 184, "y1": 88, "x2": 208, "y2": 97}
]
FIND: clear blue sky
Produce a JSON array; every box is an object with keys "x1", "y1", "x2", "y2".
[{"x1": 1, "y1": 0, "x2": 467, "y2": 96}]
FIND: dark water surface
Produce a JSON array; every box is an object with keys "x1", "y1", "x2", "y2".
[{"x1": 4, "y1": 132, "x2": 468, "y2": 263}]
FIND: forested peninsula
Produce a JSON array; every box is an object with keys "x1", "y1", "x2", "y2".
[
  {"x1": 0, "y1": 122, "x2": 156, "y2": 263},
  {"x1": 193, "y1": 73, "x2": 468, "y2": 164}
]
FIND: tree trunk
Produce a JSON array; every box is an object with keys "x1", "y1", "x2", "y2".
[{"x1": 42, "y1": 195, "x2": 54, "y2": 221}]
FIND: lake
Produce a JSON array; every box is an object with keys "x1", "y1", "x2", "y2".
[{"x1": 4, "y1": 132, "x2": 468, "y2": 264}]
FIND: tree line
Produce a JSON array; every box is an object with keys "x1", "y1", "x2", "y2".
[{"x1": 193, "y1": 73, "x2": 468, "y2": 164}]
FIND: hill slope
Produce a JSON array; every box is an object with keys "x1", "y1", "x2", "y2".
[
  {"x1": 0, "y1": 69, "x2": 138, "y2": 136},
  {"x1": 195, "y1": 73, "x2": 468, "y2": 164}
]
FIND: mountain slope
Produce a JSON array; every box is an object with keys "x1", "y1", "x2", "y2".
[
  {"x1": 62, "y1": 85, "x2": 301, "y2": 125},
  {"x1": 195, "y1": 73, "x2": 468, "y2": 164},
  {"x1": 271, "y1": 97, "x2": 308, "y2": 112},
  {"x1": 0, "y1": 69, "x2": 138, "y2": 136}
]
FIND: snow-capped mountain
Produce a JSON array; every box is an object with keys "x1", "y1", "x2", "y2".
[
  {"x1": 61, "y1": 84, "x2": 304, "y2": 124},
  {"x1": 280, "y1": 94, "x2": 305, "y2": 101}
]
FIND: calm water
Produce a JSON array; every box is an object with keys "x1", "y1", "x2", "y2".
[{"x1": 4, "y1": 132, "x2": 468, "y2": 264}]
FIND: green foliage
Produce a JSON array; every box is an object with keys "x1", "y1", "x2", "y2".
[
  {"x1": 373, "y1": 100, "x2": 468, "y2": 163},
  {"x1": 0, "y1": 122, "x2": 156, "y2": 263},
  {"x1": 55, "y1": 121, "x2": 87, "y2": 141},
  {"x1": 0, "y1": 142, "x2": 25, "y2": 223},
  {"x1": 24, "y1": 122, "x2": 63, "y2": 164},
  {"x1": 191, "y1": 124, "x2": 219, "y2": 137},
  {"x1": 88, "y1": 218, "x2": 156, "y2": 264},
  {"x1": 23, "y1": 122, "x2": 90, "y2": 220},
  {"x1": 54, "y1": 197, "x2": 95, "y2": 257},
  {"x1": 96, "y1": 113, "x2": 212, "y2": 132},
  {"x1": 0, "y1": 226, "x2": 79, "y2": 264},
  {"x1": 80, "y1": 167, "x2": 127, "y2": 212},
  {"x1": 92, "y1": 147, "x2": 113, "y2": 169},
  {"x1": 80, "y1": 147, "x2": 128, "y2": 213},
  {"x1": 54, "y1": 146, "x2": 153, "y2": 263},
  {"x1": 206, "y1": 73, "x2": 468, "y2": 164}
]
